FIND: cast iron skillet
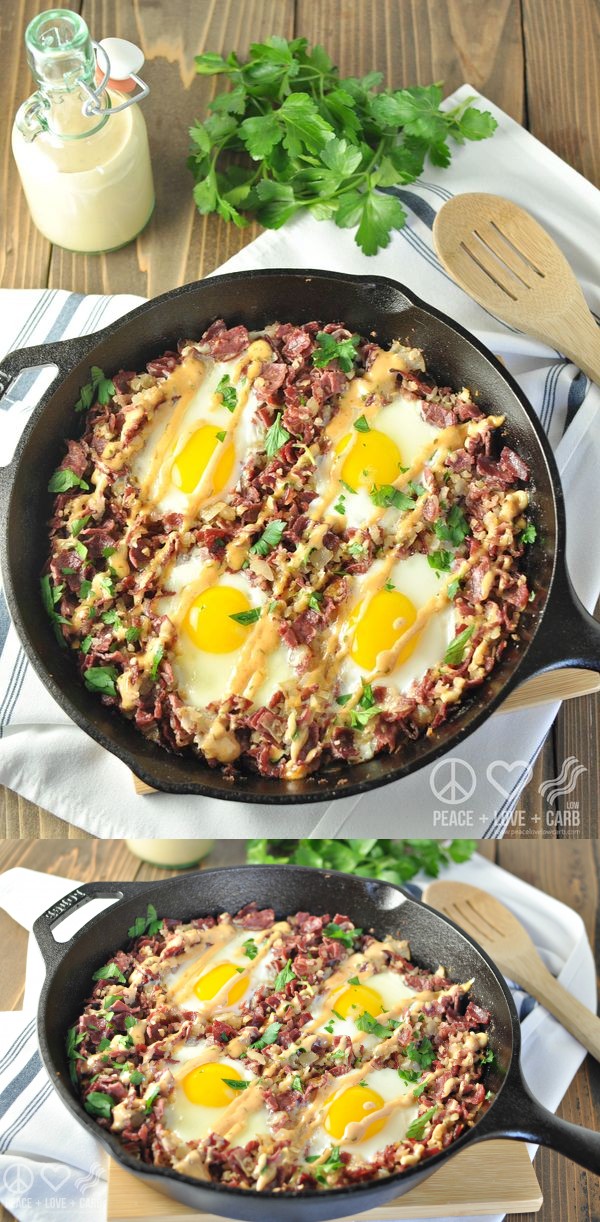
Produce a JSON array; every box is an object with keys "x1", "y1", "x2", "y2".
[
  {"x1": 2, "y1": 269, "x2": 600, "y2": 802},
  {"x1": 35, "y1": 864, "x2": 600, "y2": 1222}
]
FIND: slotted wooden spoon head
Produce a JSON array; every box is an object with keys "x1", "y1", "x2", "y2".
[
  {"x1": 422, "y1": 878, "x2": 537, "y2": 978},
  {"x1": 433, "y1": 193, "x2": 600, "y2": 383}
]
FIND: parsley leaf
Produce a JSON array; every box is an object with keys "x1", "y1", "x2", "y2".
[
  {"x1": 333, "y1": 493, "x2": 346, "y2": 515},
  {"x1": 353, "y1": 413, "x2": 370, "y2": 432},
  {"x1": 150, "y1": 644, "x2": 163, "y2": 680},
  {"x1": 250, "y1": 519, "x2": 286, "y2": 556},
  {"x1": 434, "y1": 504, "x2": 470, "y2": 547},
  {"x1": 274, "y1": 959, "x2": 296, "y2": 990},
  {"x1": 444, "y1": 624, "x2": 475, "y2": 666},
  {"x1": 243, "y1": 938, "x2": 258, "y2": 960},
  {"x1": 427, "y1": 549, "x2": 453, "y2": 573},
  {"x1": 356, "y1": 1011, "x2": 398, "y2": 1039},
  {"x1": 406, "y1": 1037, "x2": 435, "y2": 1068},
  {"x1": 84, "y1": 1092, "x2": 114, "y2": 1119},
  {"x1": 216, "y1": 374, "x2": 238, "y2": 412},
  {"x1": 406, "y1": 1106, "x2": 438, "y2": 1140},
  {"x1": 74, "y1": 366, "x2": 116, "y2": 413},
  {"x1": 223, "y1": 1078, "x2": 249, "y2": 1090},
  {"x1": 312, "y1": 331, "x2": 360, "y2": 373},
  {"x1": 84, "y1": 666, "x2": 118, "y2": 697},
  {"x1": 370, "y1": 484, "x2": 415, "y2": 511},
  {"x1": 322, "y1": 921, "x2": 362, "y2": 948},
  {"x1": 246, "y1": 838, "x2": 477, "y2": 883},
  {"x1": 71, "y1": 515, "x2": 91, "y2": 537},
  {"x1": 308, "y1": 590, "x2": 323, "y2": 612},
  {"x1": 48, "y1": 468, "x2": 88, "y2": 494},
  {"x1": 264, "y1": 412, "x2": 291, "y2": 457},
  {"x1": 521, "y1": 522, "x2": 537, "y2": 544},
  {"x1": 92, "y1": 962, "x2": 126, "y2": 985},
  {"x1": 40, "y1": 574, "x2": 69, "y2": 646},
  {"x1": 251, "y1": 1022, "x2": 282, "y2": 1050},
  {"x1": 230, "y1": 607, "x2": 261, "y2": 625},
  {"x1": 128, "y1": 903, "x2": 162, "y2": 940}
]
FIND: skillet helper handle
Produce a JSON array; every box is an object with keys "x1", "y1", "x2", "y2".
[
  {"x1": 33, "y1": 880, "x2": 148, "y2": 971},
  {"x1": 0, "y1": 333, "x2": 97, "y2": 405},
  {"x1": 520, "y1": 567, "x2": 600, "y2": 679}
]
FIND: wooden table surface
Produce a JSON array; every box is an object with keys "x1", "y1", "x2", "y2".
[
  {"x1": 0, "y1": 838, "x2": 598, "y2": 1222},
  {"x1": 1, "y1": 0, "x2": 599, "y2": 836}
]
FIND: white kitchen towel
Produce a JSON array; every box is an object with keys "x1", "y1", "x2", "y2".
[
  {"x1": 0, "y1": 854, "x2": 596, "y2": 1222},
  {"x1": 1, "y1": 84, "x2": 600, "y2": 837}
]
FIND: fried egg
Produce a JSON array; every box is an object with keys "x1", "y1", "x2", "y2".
[
  {"x1": 321, "y1": 392, "x2": 439, "y2": 530},
  {"x1": 130, "y1": 358, "x2": 260, "y2": 516},
  {"x1": 163, "y1": 928, "x2": 276, "y2": 1014},
  {"x1": 309, "y1": 1068, "x2": 419, "y2": 1162},
  {"x1": 311, "y1": 970, "x2": 419, "y2": 1047},
  {"x1": 338, "y1": 553, "x2": 455, "y2": 696},
  {"x1": 163, "y1": 1056, "x2": 270, "y2": 1146}
]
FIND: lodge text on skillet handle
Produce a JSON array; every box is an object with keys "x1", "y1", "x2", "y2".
[
  {"x1": 519, "y1": 565, "x2": 600, "y2": 680},
  {"x1": 33, "y1": 879, "x2": 150, "y2": 969},
  {"x1": 0, "y1": 333, "x2": 98, "y2": 406}
]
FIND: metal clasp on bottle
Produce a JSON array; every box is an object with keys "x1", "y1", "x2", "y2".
[{"x1": 77, "y1": 39, "x2": 149, "y2": 117}]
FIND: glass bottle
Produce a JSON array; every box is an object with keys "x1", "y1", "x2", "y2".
[{"x1": 12, "y1": 8, "x2": 155, "y2": 253}]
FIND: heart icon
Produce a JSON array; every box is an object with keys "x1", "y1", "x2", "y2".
[
  {"x1": 40, "y1": 1164, "x2": 71, "y2": 1192},
  {"x1": 486, "y1": 759, "x2": 533, "y2": 800}
]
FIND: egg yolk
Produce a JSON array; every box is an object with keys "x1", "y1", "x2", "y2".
[
  {"x1": 193, "y1": 962, "x2": 248, "y2": 1006},
  {"x1": 334, "y1": 982, "x2": 384, "y2": 1020},
  {"x1": 183, "y1": 1062, "x2": 245, "y2": 1108},
  {"x1": 172, "y1": 425, "x2": 234, "y2": 494},
  {"x1": 325, "y1": 1084, "x2": 386, "y2": 1141},
  {"x1": 336, "y1": 429, "x2": 402, "y2": 490},
  {"x1": 184, "y1": 585, "x2": 255, "y2": 654},
  {"x1": 349, "y1": 589, "x2": 419, "y2": 672}
]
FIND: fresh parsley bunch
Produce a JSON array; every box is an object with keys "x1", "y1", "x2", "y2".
[
  {"x1": 189, "y1": 36, "x2": 497, "y2": 255},
  {"x1": 246, "y1": 838, "x2": 476, "y2": 882}
]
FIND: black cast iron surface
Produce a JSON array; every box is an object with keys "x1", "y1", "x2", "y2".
[
  {"x1": 2, "y1": 270, "x2": 600, "y2": 801},
  {"x1": 34, "y1": 866, "x2": 600, "y2": 1222}
]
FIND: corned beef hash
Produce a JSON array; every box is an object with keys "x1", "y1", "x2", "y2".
[
  {"x1": 69, "y1": 903, "x2": 493, "y2": 1190},
  {"x1": 45, "y1": 319, "x2": 533, "y2": 778}
]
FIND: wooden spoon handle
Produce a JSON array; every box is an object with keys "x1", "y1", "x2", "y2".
[
  {"x1": 515, "y1": 959, "x2": 600, "y2": 1060},
  {"x1": 559, "y1": 308, "x2": 600, "y2": 386}
]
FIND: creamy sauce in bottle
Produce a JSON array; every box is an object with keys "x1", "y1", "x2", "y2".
[{"x1": 12, "y1": 10, "x2": 154, "y2": 252}]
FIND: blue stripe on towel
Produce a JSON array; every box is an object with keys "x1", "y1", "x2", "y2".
[
  {"x1": 0, "y1": 1050, "x2": 41, "y2": 1121},
  {"x1": 0, "y1": 1081, "x2": 53, "y2": 1154},
  {"x1": 0, "y1": 1018, "x2": 35, "y2": 1076}
]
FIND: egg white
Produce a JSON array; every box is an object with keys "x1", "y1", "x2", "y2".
[
  {"x1": 163, "y1": 1053, "x2": 267, "y2": 1145},
  {"x1": 311, "y1": 969, "x2": 420, "y2": 1047},
  {"x1": 130, "y1": 359, "x2": 261, "y2": 515},
  {"x1": 309, "y1": 1067, "x2": 419, "y2": 1163},
  {"x1": 163, "y1": 928, "x2": 276, "y2": 1015},
  {"x1": 338, "y1": 552, "x2": 455, "y2": 697}
]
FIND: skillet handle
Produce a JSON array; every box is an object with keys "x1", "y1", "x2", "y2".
[
  {"x1": 478, "y1": 1071, "x2": 600, "y2": 1176},
  {"x1": 0, "y1": 331, "x2": 100, "y2": 412},
  {"x1": 519, "y1": 565, "x2": 600, "y2": 680},
  {"x1": 33, "y1": 880, "x2": 150, "y2": 972}
]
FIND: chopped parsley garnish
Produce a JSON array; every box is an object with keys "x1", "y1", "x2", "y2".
[
  {"x1": 333, "y1": 493, "x2": 346, "y2": 515},
  {"x1": 264, "y1": 412, "x2": 291, "y2": 457},
  {"x1": 128, "y1": 903, "x2": 162, "y2": 940},
  {"x1": 447, "y1": 577, "x2": 461, "y2": 600},
  {"x1": 92, "y1": 961, "x2": 126, "y2": 985},
  {"x1": 348, "y1": 975, "x2": 360, "y2": 986},
  {"x1": 521, "y1": 521, "x2": 537, "y2": 544},
  {"x1": 370, "y1": 483, "x2": 415, "y2": 511},
  {"x1": 408, "y1": 480, "x2": 426, "y2": 497},
  {"x1": 250, "y1": 519, "x2": 286, "y2": 556},
  {"x1": 96, "y1": 1037, "x2": 111, "y2": 1052},
  {"x1": 129, "y1": 1070, "x2": 145, "y2": 1086},
  {"x1": 150, "y1": 644, "x2": 163, "y2": 680},
  {"x1": 84, "y1": 1091, "x2": 114, "y2": 1119},
  {"x1": 274, "y1": 959, "x2": 296, "y2": 990},
  {"x1": 251, "y1": 1022, "x2": 282, "y2": 1050},
  {"x1": 427, "y1": 549, "x2": 452, "y2": 573},
  {"x1": 48, "y1": 467, "x2": 89, "y2": 494},
  {"x1": 102, "y1": 545, "x2": 116, "y2": 559},
  {"x1": 125, "y1": 626, "x2": 141, "y2": 643},
  {"x1": 144, "y1": 1083, "x2": 160, "y2": 1112},
  {"x1": 323, "y1": 921, "x2": 362, "y2": 948},
  {"x1": 434, "y1": 504, "x2": 470, "y2": 547},
  {"x1": 101, "y1": 609, "x2": 120, "y2": 627},
  {"x1": 80, "y1": 578, "x2": 93, "y2": 599},
  {"x1": 347, "y1": 540, "x2": 365, "y2": 557},
  {"x1": 406, "y1": 1037, "x2": 435, "y2": 1069},
  {"x1": 308, "y1": 590, "x2": 323, "y2": 612},
  {"x1": 74, "y1": 366, "x2": 115, "y2": 412},
  {"x1": 80, "y1": 635, "x2": 93, "y2": 654},
  {"x1": 340, "y1": 478, "x2": 356, "y2": 494},
  {"x1": 230, "y1": 607, "x2": 261, "y2": 625},
  {"x1": 444, "y1": 624, "x2": 475, "y2": 667},
  {"x1": 40, "y1": 574, "x2": 69, "y2": 646},
  {"x1": 353, "y1": 413, "x2": 370, "y2": 432},
  {"x1": 406, "y1": 1106, "x2": 438, "y2": 1140},
  {"x1": 84, "y1": 666, "x2": 118, "y2": 697},
  {"x1": 292, "y1": 1075, "x2": 303, "y2": 1093},
  {"x1": 336, "y1": 693, "x2": 352, "y2": 706},
  {"x1": 70, "y1": 515, "x2": 91, "y2": 537},
  {"x1": 356, "y1": 1011, "x2": 398, "y2": 1039},
  {"x1": 243, "y1": 938, "x2": 258, "y2": 960},
  {"x1": 348, "y1": 682, "x2": 381, "y2": 731},
  {"x1": 324, "y1": 1018, "x2": 335, "y2": 1034},
  {"x1": 306, "y1": 1146, "x2": 344, "y2": 1181},
  {"x1": 398, "y1": 1067, "x2": 420, "y2": 1084},
  {"x1": 215, "y1": 430, "x2": 226, "y2": 443},
  {"x1": 384, "y1": 580, "x2": 395, "y2": 591},
  {"x1": 223, "y1": 1078, "x2": 249, "y2": 1090},
  {"x1": 66, "y1": 1025, "x2": 85, "y2": 1085},
  {"x1": 480, "y1": 1046, "x2": 497, "y2": 1066},
  {"x1": 312, "y1": 331, "x2": 359, "y2": 373},
  {"x1": 216, "y1": 374, "x2": 237, "y2": 411}
]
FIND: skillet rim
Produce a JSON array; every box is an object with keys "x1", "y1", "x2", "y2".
[
  {"x1": 1, "y1": 268, "x2": 561, "y2": 801},
  {"x1": 35, "y1": 862, "x2": 519, "y2": 1209}
]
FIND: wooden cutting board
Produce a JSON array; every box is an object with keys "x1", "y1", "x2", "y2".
[
  {"x1": 108, "y1": 1139, "x2": 542, "y2": 1219},
  {"x1": 131, "y1": 667, "x2": 600, "y2": 793}
]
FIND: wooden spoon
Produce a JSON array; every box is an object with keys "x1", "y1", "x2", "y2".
[
  {"x1": 423, "y1": 878, "x2": 600, "y2": 1061},
  {"x1": 433, "y1": 192, "x2": 600, "y2": 385}
]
